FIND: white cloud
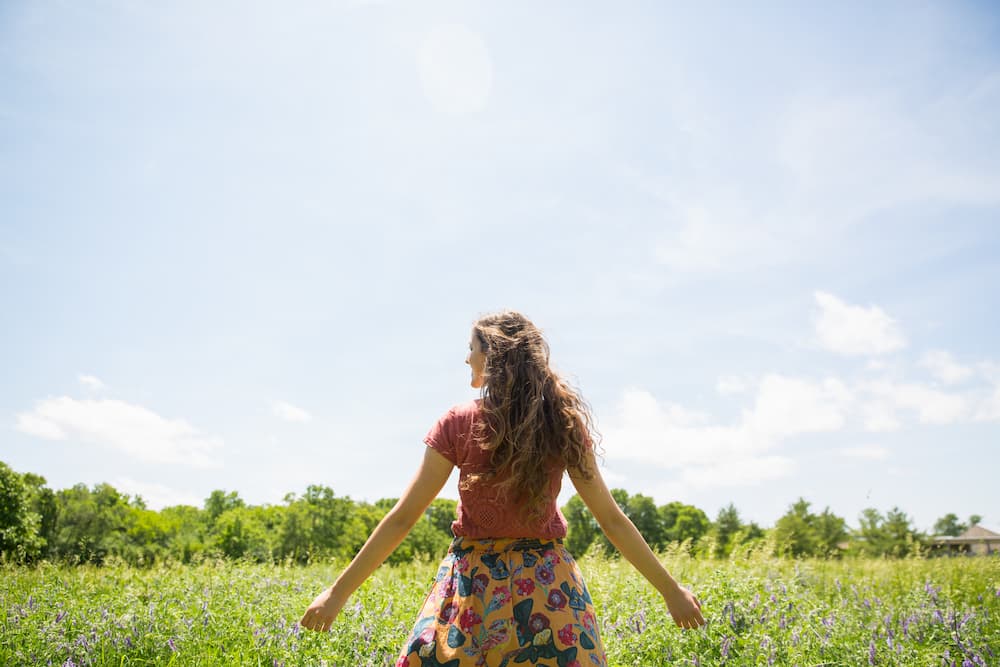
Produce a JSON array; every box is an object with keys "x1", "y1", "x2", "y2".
[
  {"x1": 920, "y1": 350, "x2": 973, "y2": 384},
  {"x1": 15, "y1": 397, "x2": 223, "y2": 467},
  {"x1": 838, "y1": 445, "x2": 890, "y2": 461},
  {"x1": 603, "y1": 375, "x2": 851, "y2": 488},
  {"x1": 975, "y1": 385, "x2": 1000, "y2": 422},
  {"x1": 716, "y1": 375, "x2": 749, "y2": 395},
  {"x1": 860, "y1": 380, "x2": 968, "y2": 426},
  {"x1": 744, "y1": 375, "x2": 852, "y2": 440},
  {"x1": 78, "y1": 374, "x2": 106, "y2": 390},
  {"x1": 813, "y1": 291, "x2": 906, "y2": 357},
  {"x1": 114, "y1": 477, "x2": 202, "y2": 511},
  {"x1": 859, "y1": 401, "x2": 902, "y2": 432},
  {"x1": 272, "y1": 400, "x2": 312, "y2": 423},
  {"x1": 679, "y1": 455, "x2": 795, "y2": 488}
]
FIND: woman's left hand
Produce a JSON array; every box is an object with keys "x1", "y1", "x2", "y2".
[{"x1": 299, "y1": 586, "x2": 345, "y2": 632}]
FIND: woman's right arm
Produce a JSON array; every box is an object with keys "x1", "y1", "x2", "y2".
[{"x1": 569, "y1": 452, "x2": 706, "y2": 629}]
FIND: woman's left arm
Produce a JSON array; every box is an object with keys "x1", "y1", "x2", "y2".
[{"x1": 299, "y1": 446, "x2": 454, "y2": 632}]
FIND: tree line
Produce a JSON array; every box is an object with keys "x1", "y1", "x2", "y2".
[{"x1": 0, "y1": 461, "x2": 982, "y2": 566}]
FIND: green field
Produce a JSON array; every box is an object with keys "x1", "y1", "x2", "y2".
[{"x1": 2, "y1": 549, "x2": 998, "y2": 666}]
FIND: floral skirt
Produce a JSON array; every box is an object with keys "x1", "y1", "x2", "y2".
[{"x1": 395, "y1": 537, "x2": 608, "y2": 667}]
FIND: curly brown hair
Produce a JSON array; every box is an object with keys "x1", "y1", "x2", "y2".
[{"x1": 465, "y1": 311, "x2": 600, "y2": 519}]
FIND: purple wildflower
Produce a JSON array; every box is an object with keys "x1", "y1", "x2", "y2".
[{"x1": 868, "y1": 640, "x2": 877, "y2": 665}]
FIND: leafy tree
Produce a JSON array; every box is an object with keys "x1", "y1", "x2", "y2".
[
  {"x1": 969, "y1": 514, "x2": 983, "y2": 528},
  {"x1": 21, "y1": 472, "x2": 57, "y2": 558},
  {"x1": 50, "y1": 482, "x2": 135, "y2": 564},
  {"x1": 562, "y1": 494, "x2": 599, "y2": 556},
  {"x1": 814, "y1": 507, "x2": 848, "y2": 557},
  {"x1": 933, "y1": 513, "x2": 965, "y2": 537},
  {"x1": 854, "y1": 506, "x2": 924, "y2": 557},
  {"x1": 772, "y1": 499, "x2": 847, "y2": 558},
  {"x1": 204, "y1": 490, "x2": 245, "y2": 523},
  {"x1": 0, "y1": 461, "x2": 43, "y2": 562},
  {"x1": 159, "y1": 504, "x2": 208, "y2": 563},
  {"x1": 425, "y1": 498, "x2": 458, "y2": 536},
  {"x1": 773, "y1": 498, "x2": 819, "y2": 557},
  {"x1": 624, "y1": 493, "x2": 663, "y2": 550},
  {"x1": 712, "y1": 503, "x2": 743, "y2": 558},
  {"x1": 659, "y1": 501, "x2": 710, "y2": 545},
  {"x1": 277, "y1": 485, "x2": 367, "y2": 562},
  {"x1": 210, "y1": 505, "x2": 274, "y2": 561}
]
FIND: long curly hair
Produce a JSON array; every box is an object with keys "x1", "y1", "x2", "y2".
[{"x1": 465, "y1": 311, "x2": 600, "y2": 520}]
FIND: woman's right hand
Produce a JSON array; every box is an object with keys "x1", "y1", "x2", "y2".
[{"x1": 663, "y1": 584, "x2": 706, "y2": 629}]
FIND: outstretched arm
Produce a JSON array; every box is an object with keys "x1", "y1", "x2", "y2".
[
  {"x1": 569, "y1": 451, "x2": 706, "y2": 629},
  {"x1": 300, "y1": 446, "x2": 454, "y2": 632}
]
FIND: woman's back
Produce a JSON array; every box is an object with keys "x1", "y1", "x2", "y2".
[{"x1": 425, "y1": 399, "x2": 569, "y2": 539}]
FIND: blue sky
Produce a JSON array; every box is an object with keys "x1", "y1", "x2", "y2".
[{"x1": 2, "y1": 1, "x2": 999, "y2": 533}]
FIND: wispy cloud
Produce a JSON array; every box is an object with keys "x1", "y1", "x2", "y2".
[
  {"x1": 813, "y1": 291, "x2": 906, "y2": 357},
  {"x1": 603, "y1": 374, "x2": 851, "y2": 488},
  {"x1": 920, "y1": 350, "x2": 973, "y2": 385},
  {"x1": 16, "y1": 397, "x2": 223, "y2": 467},
  {"x1": 859, "y1": 380, "x2": 968, "y2": 427},
  {"x1": 272, "y1": 400, "x2": 312, "y2": 423},
  {"x1": 78, "y1": 374, "x2": 106, "y2": 391}
]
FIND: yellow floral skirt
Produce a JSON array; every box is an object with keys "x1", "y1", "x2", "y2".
[{"x1": 395, "y1": 537, "x2": 608, "y2": 667}]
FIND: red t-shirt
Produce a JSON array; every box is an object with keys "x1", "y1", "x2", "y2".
[{"x1": 424, "y1": 399, "x2": 569, "y2": 539}]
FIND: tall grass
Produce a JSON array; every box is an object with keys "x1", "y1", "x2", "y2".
[{"x1": 2, "y1": 550, "x2": 997, "y2": 666}]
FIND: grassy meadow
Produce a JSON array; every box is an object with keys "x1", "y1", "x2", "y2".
[{"x1": 2, "y1": 548, "x2": 998, "y2": 667}]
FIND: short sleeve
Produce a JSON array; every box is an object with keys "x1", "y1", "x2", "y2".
[{"x1": 424, "y1": 407, "x2": 459, "y2": 465}]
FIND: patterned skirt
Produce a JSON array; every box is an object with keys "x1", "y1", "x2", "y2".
[{"x1": 395, "y1": 537, "x2": 608, "y2": 667}]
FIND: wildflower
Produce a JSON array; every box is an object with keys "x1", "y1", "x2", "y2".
[
  {"x1": 168, "y1": 638, "x2": 177, "y2": 652},
  {"x1": 868, "y1": 640, "x2": 876, "y2": 665},
  {"x1": 55, "y1": 611, "x2": 67, "y2": 624},
  {"x1": 720, "y1": 636, "x2": 732, "y2": 660}
]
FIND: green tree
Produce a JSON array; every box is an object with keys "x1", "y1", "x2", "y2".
[
  {"x1": 0, "y1": 461, "x2": 43, "y2": 562},
  {"x1": 21, "y1": 472, "x2": 57, "y2": 558},
  {"x1": 969, "y1": 514, "x2": 983, "y2": 528},
  {"x1": 425, "y1": 498, "x2": 457, "y2": 536},
  {"x1": 814, "y1": 507, "x2": 848, "y2": 557},
  {"x1": 210, "y1": 505, "x2": 272, "y2": 561},
  {"x1": 933, "y1": 513, "x2": 965, "y2": 537},
  {"x1": 883, "y1": 507, "x2": 924, "y2": 557},
  {"x1": 854, "y1": 506, "x2": 923, "y2": 557},
  {"x1": 624, "y1": 493, "x2": 664, "y2": 550},
  {"x1": 659, "y1": 501, "x2": 710, "y2": 545},
  {"x1": 562, "y1": 494, "x2": 599, "y2": 556},
  {"x1": 712, "y1": 503, "x2": 743, "y2": 558},
  {"x1": 159, "y1": 504, "x2": 208, "y2": 563},
  {"x1": 50, "y1": 482, "x2": 134, "y2": 564},
  {"x1": 773, "y1": 498, "x2": 819, "y2": 557},
  {"x1": 204, "y1": 490, "x2": 245, "y2": 523}
]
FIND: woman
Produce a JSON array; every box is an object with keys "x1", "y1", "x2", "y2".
[{"x1": 300, "y1": 311, "x2": 705, "y2": 665}]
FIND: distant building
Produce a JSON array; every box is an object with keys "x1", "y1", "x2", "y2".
[{"x1": 931, "y1": 525, "x2": 1000, "y2": 555}]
